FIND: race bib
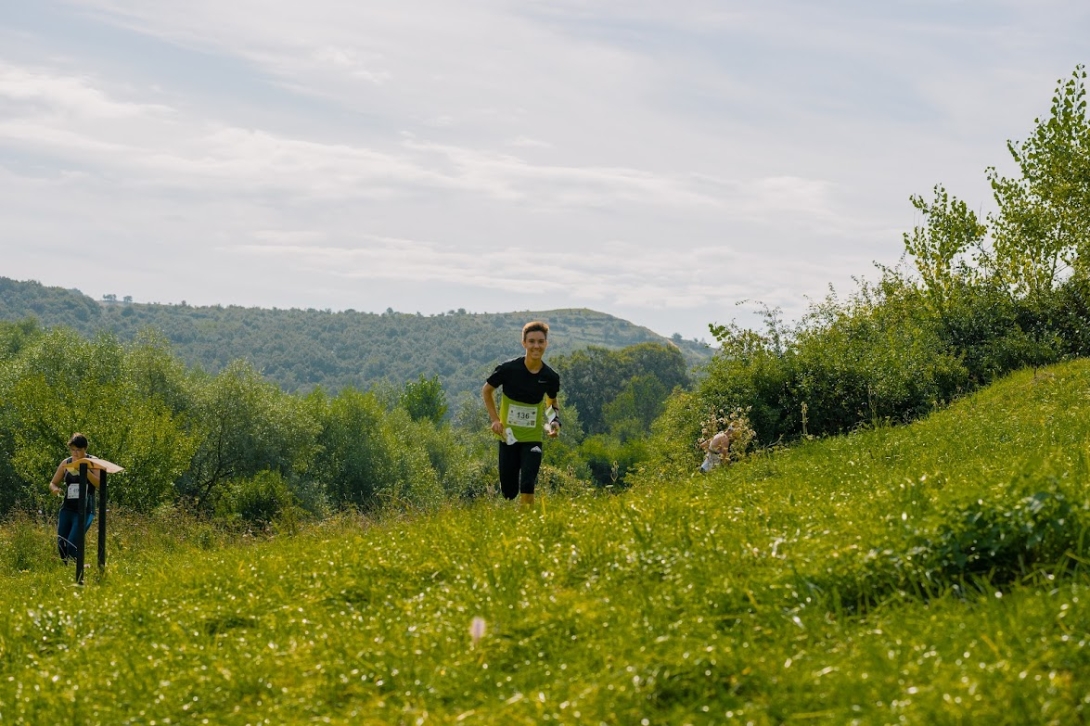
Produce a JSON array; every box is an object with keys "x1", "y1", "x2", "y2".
[
  {"x1": 505, "y1": 402, "x2": 538, "y2": 429},
  {"x1": 498, "y1": 394, "x2": 546, "y2": 443},
  {"x1": 66, "y1": 482, "x2": 81, "y2": 499}
]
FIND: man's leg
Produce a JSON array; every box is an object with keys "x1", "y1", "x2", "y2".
[
  {"x1": 497, "y1": 442, "x2": 521, "y2": 500},
  {"x1": 518, "y1": 443, "x2": 544, "y2": 506},
  {"x1": 57, "y1": 510, "x2": 76, "y2": 561}
]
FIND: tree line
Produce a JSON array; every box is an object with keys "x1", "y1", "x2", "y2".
[
  {"x1": 0, "y1": 320, "x2": 691, "y2": 522},
  {"x1": 0, "y1": 281, "x2": 711, "y2": 401},
  {"x1": 638, "y1": 65, "x2": 1090, "y2": 481}
]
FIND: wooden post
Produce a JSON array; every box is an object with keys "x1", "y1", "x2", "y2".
[
  {"x1": 97, "y1": 469, "x2": 108, "y2": 571},
  {"x1": 76, "y1": 462, "x2": 87, "y2": 585}
]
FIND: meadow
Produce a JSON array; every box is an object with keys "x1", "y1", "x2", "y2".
[{"x1": 2, "y1": 359, "x2": 1090, "y2": 725}]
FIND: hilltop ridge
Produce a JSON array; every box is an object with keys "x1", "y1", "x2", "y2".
[{"x1": 0, "y1": 276, "x2": 711, "y2": 397}]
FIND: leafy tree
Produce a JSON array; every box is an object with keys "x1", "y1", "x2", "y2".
[
  {"x1": 0, "y1": 318, "x2": 42, "y2": 362},
  {"x1": 987, "y1": 65, "x2": 1090, "y2": 299},
  {"x1": 554, "y1": 342, "x2": 690, "y2": 437},
  {"x1": 0, "y1": 330, "x2": 198, "y2": 513},
  {"x1": 307, "y1": 388, "x2": 444, "y2": 511},
  {"x1": 550, "y1": 347, "x2": 623, "y2": 435},
  {"x1": 903, "y1": 185, "x2": 989, "y2": 316},
  {"x1": 603, "y1": 374, "x2": 668, "y2": 442},
  {"x1": 615, "y1": 341, "x2": 690, "y2": 394},
  {"x1": 179, "y1": 360, "x2": 320, "y2": 510},
  {"x1": 399, "y1": 374, "x2": 448, "y2": 424},
  {"x1": 986, "y1": 65, "x2": 1090, "y2": 369}
]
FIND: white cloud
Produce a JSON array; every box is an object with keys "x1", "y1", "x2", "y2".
[
  {"x1": 1, "y1": 0, "x2": 1087, "y2": 340},
  {"x1": 0, "y1": 62, "x2": 172, "y2": 119}
]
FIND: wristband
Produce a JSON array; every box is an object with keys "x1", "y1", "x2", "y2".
[{"x1": 546, "y1": 407, "x2": 561, "y2": 429}]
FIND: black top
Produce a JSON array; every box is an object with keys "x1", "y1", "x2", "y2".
[
  {"x1": 61, "y1": 456, "x2": 97, "y2": 512},
  {"x1": 486, "y1": 357, "x2": 561, "y2": 405}
]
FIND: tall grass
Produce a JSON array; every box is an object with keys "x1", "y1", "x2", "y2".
[{"x1": 2, "y1": 362, "x2": 1090, "y2": 724}]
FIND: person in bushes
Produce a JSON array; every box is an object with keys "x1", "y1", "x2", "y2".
[
  {"x1": 482, "y1": 321, "x2": 561, "y2": 507},
  {"x1": 698, "y1": 425, "x2": 734, "y2": 473},
  {"x1": 48, "y1": 432, "x2": 101, "y2": 562}
]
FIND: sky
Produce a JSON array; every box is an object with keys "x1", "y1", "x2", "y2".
[{"x1": 1, "y1": 1, "x2": 1088, "y2": 343}]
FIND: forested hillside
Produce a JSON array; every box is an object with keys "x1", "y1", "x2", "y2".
[{"x1": 0, "y1": 277, "x2": 710, "y2": 398}]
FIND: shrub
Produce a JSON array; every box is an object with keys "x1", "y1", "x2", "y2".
[
  {"x1": 220, "y1": 471, "x2": 295, "y2": 529},
  {"x1": 580, "y1": 434, "x2": 647, "y2": 488}
]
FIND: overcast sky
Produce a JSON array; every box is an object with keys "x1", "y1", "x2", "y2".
[{"x1": 1, "y1": 1, "x2": 1087, "y2": 342}]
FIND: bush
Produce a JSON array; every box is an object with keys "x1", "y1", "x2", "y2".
[
  {"x1": 219, "y1": 471, "x2": 295, "y2": 529},
  {"x1": 580, "y1": 434, "x2": 648, "y2": 488}
]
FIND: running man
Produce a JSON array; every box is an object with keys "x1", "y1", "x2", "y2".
[{"x1": 482, "y1": 321, "x2": 561, "y2": 506}]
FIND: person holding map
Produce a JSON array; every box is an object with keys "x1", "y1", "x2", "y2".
[
  {"x1": 482, "y1": 321, "x2": 561, "y2": 506},
  {"x1": 48, "y1": 432, "x2": 101, "y2": 563}
]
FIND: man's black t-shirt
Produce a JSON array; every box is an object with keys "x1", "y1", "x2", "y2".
[{"x1": 486, "y1": 357, "x2": 560, "y2": 404}]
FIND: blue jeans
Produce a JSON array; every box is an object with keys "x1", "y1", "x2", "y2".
[{"x1": 57, "y1": 508, "x2": 95, "y2": 562}]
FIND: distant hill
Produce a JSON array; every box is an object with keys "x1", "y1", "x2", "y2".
[{"x1": 0, "y1": 277, "x2": 712, "y2": 398}]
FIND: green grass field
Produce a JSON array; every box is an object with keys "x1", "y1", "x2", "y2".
[{"x1": 3, "y1": 361, "x2": 1090, "y2": 724}]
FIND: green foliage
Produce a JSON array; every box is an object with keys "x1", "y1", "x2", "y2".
[
  {"x1": 603, "y1": 374, "x2": 668, "y2": 442},
  {"x1": 552, "y1": 342, "x2": 690, "y2": 437},
  {"x1": 306, "y1": 388, "x2": 401, "y2": 510},
  {"x1": 579, "y1": 433, "x2": 648, "y2": 487},
  {"x1": 0, "y1": 318, "x2": 42, "y2": 363},
  {"x1": 3, "y1": 361, "x2": 1090, "y2": 724},
  {"x1": 180, "y1": 360, "x2": 320, "y2": 510},
  {"x1": 0, "y1": 280, "x2": 711, "y2": 400},
  {"x1": 305, "y1": 388, "x2": 450, "y2": 512},
  {"x1": 535, "y1": 463, "x2": 595, "y2": 497},
  {"x1": 379, "y1": 407, "x2": 456, "y2": 510},
  {"x1": 0, "y1": 321, "x2": 568, "y2": 521},
  {"x1": 551, "y1": 347, "x2": 624, "y2": 435},
  {"x1": 218, "y1": 470, "x2": 296, "y2": 530},
  {"x1": 987, "y1": 65, "x2": 1090, "y2": 300},
  {"x1": 0, "y1": 511, "x2": 53, "y2": 574},
  {"x1": 688, "y1": 66, "x2": 1090, "y2": 449},
  {"x1": 639, "y1": 389, "x2": 709, "y2": 481},
  {"x1": 790, "y1": 280, "x2": 969, "y2": 432},
  {"x1": 398, "y1": 374, "x2": 448, "y2": 423},
  {"x1": 0, "y1": 330, "x2": 198, "y2": 513},
  {"x1": 903, "y1": 184, "x2": 989, "y2": 314},
  {"x1": 703, "y1": 313, "x2": 795, "y2": 444}
]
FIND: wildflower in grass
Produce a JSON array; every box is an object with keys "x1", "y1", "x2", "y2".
[{"x1": 470, "y1": 616, "x2": 487, "y2": 647}]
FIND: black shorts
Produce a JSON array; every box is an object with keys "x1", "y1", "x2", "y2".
[{"x1": 497, "y1": 441, "x2": 543, "y2": 499}]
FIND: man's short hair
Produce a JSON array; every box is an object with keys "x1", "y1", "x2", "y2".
[
  {"x1": 522, "y1": 321, "x2": 549, "y2": 340},
  {"x1": 68, "y1": 433, "x2": 89, "y2": 449}
]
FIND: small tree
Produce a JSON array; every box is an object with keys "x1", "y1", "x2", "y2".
[
  {"x1": 399, "y1": 374, "x2": 448, "y2": 424},
  {"x1": 903, "y1": 184, "x2": 989, "y2": 316},
  {"x1": 987, "y1": 65, "x2": 1090, "y2": 370},
  {"x1": 180, "y1": 361, "x2": 319, "y2": 510}
]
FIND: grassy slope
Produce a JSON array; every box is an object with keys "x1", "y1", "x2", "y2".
[{"x1": 3, "y1": 361, "x2": 1090, "y2": 724}]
